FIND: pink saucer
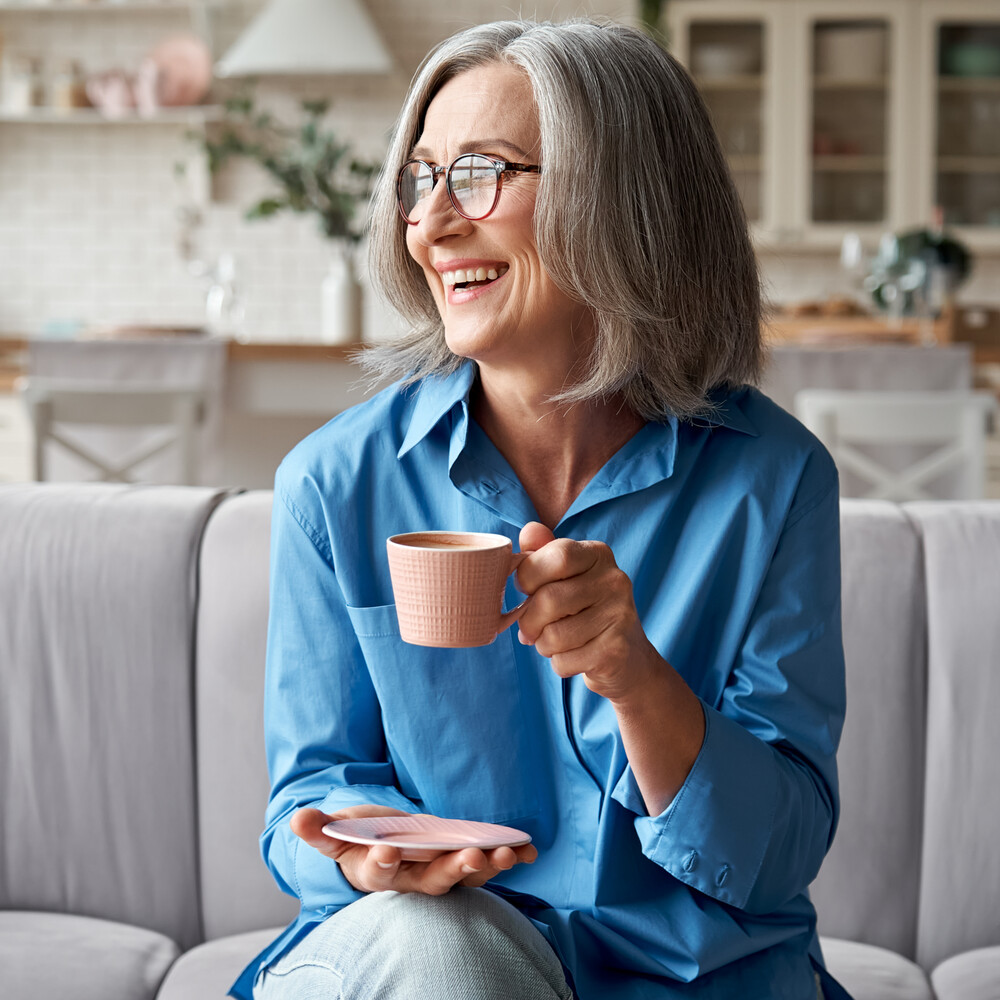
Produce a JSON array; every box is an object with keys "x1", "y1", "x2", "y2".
[{"x1": 322, "y1": 815, "x2": 531, "y2": 862}]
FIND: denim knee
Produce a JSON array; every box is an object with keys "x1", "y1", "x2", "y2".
[{"x1": 256, "y1": 888, "x2": 573, "y2": 1000}]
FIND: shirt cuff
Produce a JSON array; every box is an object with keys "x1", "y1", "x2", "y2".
[{"x1": 614, "y1": 703, "x2": 778, "y2": 910}]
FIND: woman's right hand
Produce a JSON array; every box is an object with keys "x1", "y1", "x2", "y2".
[{"x1": 290, "y1": 805, "x2": 537, "y2": 896}]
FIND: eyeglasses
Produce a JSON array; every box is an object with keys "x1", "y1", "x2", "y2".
[{"x1": 396, "y1": 153, "x2": 541, "y2": 225}]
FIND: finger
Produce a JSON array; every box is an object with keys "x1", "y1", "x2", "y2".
[
  {"x1": 519, "y1": 520, "x2": 556, "y2": 555},
  {"x1": 517, "y1": 577, "x2": 597, "y2": 646},
  {"x1": 406, "y1": 848, "x2": 489, "y2": 896},
  {"x1": 459, "y1": 843, "x2": 536, "y2": 888},
  {"x1": 512, "y1": 843, "x2": 538, "y2": 864},
  {"x1": 290, "y1": 808, "x2": 338, "y2": 851},
  {"x1": 516, "y1": 538, "x2": 603, "y2": 598},
  {"x1": 533, "y1": 604, "x2": 620, "y2": 661},
  {"x1": 291, "y1": 805, "x2": 413, "y2": 861},
  {"x1": 356, "y1": 843, "x2": 406, "y2": 890}
]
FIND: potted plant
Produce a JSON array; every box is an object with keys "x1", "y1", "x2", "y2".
[{"x1": 195, "y1": 87, "x2": 381, "y2": 344}]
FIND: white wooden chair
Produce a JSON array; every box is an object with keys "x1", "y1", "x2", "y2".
[
  {"x1": 19, "y1": 377, "x2": 207, "y2": 486},
  {"x1": 793, "y1": 389, "x2": 998, "y2": 502}
]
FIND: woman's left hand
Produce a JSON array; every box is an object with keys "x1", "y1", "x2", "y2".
[{"x1": 514, "y1": 521, "x2": 663, "y2": 702}]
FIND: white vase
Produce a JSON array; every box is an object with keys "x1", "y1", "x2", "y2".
[{"x1": 321, "y1": 242, "x2": 362, "y2": 344}]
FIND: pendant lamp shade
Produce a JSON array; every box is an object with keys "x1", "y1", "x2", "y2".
[{"x1": 216, "y1": 0, "x2": 393, "y2": 77}]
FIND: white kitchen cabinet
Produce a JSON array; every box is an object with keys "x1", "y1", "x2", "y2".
[
  {"x1": 667, "y1": 0, "x2": 1000, "y2": 251},
  {"x1": 915, "y1": 2, "x2": 1000, "y2": 250},
  {"x1": 667, "y1": 1, "x2": 783, "y2": 242}
]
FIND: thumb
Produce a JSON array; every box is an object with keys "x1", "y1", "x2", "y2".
[
  {"x1": 519, "y1": 520, "x2": 556, "y2": 554},
  {"x1": 290, "y1": 807, "x2": 335, "y2": 847}
]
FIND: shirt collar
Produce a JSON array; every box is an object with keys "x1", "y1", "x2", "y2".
[
  {"x1": 397, "y1": 362, "x2": 759, "y2": 461},
  {"x1": 397, "y1": 362, "x2": 477, "y2": 459},
  {"x1": 693, "y1": 386, "x2": 760, "y2": 438}
]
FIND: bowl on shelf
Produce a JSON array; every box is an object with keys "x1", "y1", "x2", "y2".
[
  {"x1": 815, "y1": 25, "x2": 886, "y2": 81},
  {"x1": 943, "y1": 43, "x2": 1000, "y2": 78}
]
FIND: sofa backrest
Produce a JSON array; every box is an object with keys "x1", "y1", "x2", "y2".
[
  {"x1": 195, "y1": 490, "x2": 298, "y2": 940},
  {"x1": 0, "y1": 483, "x2": 228, "y2": 952},
  {"x1": 907, "y1": 503, "x2": 1000, "y2": 970},
  {"x1": 809, "y1": 500, "x2": 928, "y2": 959},
  {"x1": 7, "y1": 484, "x2": 994, "y2": 971}
]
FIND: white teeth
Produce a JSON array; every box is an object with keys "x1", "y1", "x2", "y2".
[{"x1": 441, "y1": 264, "x2": 509, "y2": 287}]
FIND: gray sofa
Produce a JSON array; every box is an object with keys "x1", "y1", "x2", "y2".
[{"x1": 1, "y1": 483, "x2": 998, "y2": 1000}]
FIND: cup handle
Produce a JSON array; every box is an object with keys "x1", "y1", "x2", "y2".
[{"x1": 497, "y1": 550, "x2": 528, "y2": 633}]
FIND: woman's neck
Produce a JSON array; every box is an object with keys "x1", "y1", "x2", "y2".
[{"x1": 471, "y1": 367, "x2": 645, "y2": 530}]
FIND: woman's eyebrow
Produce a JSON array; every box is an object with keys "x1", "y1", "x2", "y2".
[{"x1": 409, "y1": 138, "x2": 532, "y2": 160}]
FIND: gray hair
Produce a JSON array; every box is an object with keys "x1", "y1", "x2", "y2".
[{"x1": 361, "y1": 18, "x2": 763, "y2": 422}]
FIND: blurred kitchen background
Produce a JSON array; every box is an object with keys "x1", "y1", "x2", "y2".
[{"x1": 1, "y1": 0, "x2": 999, "y2": 493}]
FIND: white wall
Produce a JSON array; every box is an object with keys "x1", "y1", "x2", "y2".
[{"x1": 0, "y1": 0, "x2": 996, "y2": 342}]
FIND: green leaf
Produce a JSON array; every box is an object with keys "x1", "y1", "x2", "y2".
[{"x1": 246, "y1": 197, "x2": 286, "y2": 220}]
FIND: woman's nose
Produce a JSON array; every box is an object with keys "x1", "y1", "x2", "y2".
[{"x1": 411, "y1": 181, "x2": 474, "y2": 245}]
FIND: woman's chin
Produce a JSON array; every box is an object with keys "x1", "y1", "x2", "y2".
[{"x1": 442, "y1": 327, "x2": 505, "y2": 364}]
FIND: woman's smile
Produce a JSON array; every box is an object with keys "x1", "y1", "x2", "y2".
[{"x1": 437, "y1": 260, "x2": 511, "y2": 304}]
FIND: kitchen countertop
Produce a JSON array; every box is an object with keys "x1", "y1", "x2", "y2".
[
  {"x1": 0, "y1": 336, "x2": 366, "y2": 392},
  {"x1": 3, "y1": 321, "x2": 998, "y2": 395}
]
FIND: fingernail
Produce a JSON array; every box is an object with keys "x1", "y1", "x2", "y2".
[
  {"x1": 376, "y1": 861, "x2": 395, "y2": 870},
  {"x1": 518, "y1": 630, "x2": 529, "y2": 645},
  {"x1": 460, "y1": 864, "x2": 480, "y2": 874}
]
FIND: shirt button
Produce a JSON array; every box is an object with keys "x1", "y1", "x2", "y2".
[
  {"x1": 682, "y1": 850, "x2": 699, "y2": 872},
  {"x1": 716, "y1": 864, "x2": 731, "y2": 887}
]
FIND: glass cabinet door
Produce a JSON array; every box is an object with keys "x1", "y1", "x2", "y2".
[
  {"x1": 686, "y1": 19, "x2": 767, "y2": 225},
  {"x1": 808, "y1": 19, "x2": 892, "y2": 225},
  {"x1": 668, "y1": 2, "x2": 777, "y2": 236},
  {"x1": 932, "y1": 21, "x2": 1000, "y2": 230}
]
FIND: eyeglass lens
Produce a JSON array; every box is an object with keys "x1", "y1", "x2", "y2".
[{"x1": 399, "y1": 154, "x2": 499, "y2": 222}]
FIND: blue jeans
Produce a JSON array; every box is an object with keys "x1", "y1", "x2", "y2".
[{"x1": 253, "y1": 887, "x2": 575, "y2": 1000}]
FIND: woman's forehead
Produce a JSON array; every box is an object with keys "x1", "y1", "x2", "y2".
[{"x1": 415, "y1": 63, "x2": 540, "y2": 159}]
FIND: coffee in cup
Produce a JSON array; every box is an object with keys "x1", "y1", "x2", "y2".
[{"x1": 386, "y1": 531, "x2": 525, "y2": 648}]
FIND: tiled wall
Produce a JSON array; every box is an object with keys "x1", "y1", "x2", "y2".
[{"x1": 1, "y1": 0, "x2": 997, "y2": 342}]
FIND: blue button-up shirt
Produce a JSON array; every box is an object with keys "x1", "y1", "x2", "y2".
[{"x1": 231, "y1": 361, "x2": 846, "y2": 1000}]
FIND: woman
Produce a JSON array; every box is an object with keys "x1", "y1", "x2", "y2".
[{"x1": 231, "y1": 18, "x2": 848, "y2": 1000}]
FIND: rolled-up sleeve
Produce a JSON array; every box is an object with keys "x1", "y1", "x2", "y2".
[
  {"x1": 259, "y1": 469, "x2": 418, "y2": 913},
  {"x1": 613, "y1": 475, "x2": 844, "y2": 914}
]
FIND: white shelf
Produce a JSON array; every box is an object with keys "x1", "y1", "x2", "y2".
[
  {"x1": 813, "y1": 76, "x2": 889, "y2": 91},
  {"x1": 0, "y1": 1, "x2": 213, "y2": 10},
  {"x1": 0, "y1": 105, "x2": 223, "y2": 123},
  {"x1": 695, "y1": 74, "x2": 764, "y2": 91},
  {"x1": 937, "y1": 156, "x2": 1000, "y2": 174},
  {"x1": 938, "y1": 76, "x2": 1000, "y2": 92},
  {"x1": 812, "y1": 155, "x2": 887, "y2": 172}
]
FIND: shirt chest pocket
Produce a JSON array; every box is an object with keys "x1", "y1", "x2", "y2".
[{"x1": 345, "y1": 603, "x2": 540, "y2": 826}]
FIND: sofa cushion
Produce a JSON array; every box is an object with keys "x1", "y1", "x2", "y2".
[
  {"x1": 906, "y1": 503, "x2": 1000, "y2": 970},
  {"x1": 0, "y1": 910, "x2": 179, "y2": 1000},
  {"x1": 931, "y1": 946, "x2": 1000, "y2": 1000},
  {"x1": 810, "y1": 501, "x2": 926, "y2": 959},
  {"x1": 195, "y1": 490, "x2": 298, "y2": 939},
  {"x1": 820, "y1": 937, "x2": 934, "y2": 1000},
  {"x1": 155, "y1": 927, "x2": 284, "y2": 1000},
  {"x1": 0, "y1": 483, "x2": 229, "y2": 951}
]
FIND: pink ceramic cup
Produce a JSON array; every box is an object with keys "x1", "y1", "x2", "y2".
[{"x1": 387, "y1": 531, "x2": 525, "y2": 648}]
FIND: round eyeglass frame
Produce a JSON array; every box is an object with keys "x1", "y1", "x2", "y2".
[{"x1": 395, "y1": 153, "x2": 541, "y2": 225}]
